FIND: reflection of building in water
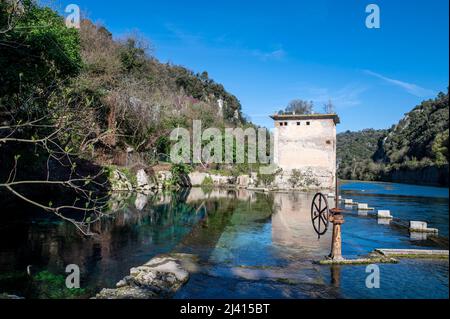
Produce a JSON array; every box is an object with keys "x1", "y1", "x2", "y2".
[
  {"x1": 271, "y1": 113, "x2": 340, "y2": 189},
  {"x1": 186, "y1": 188, "x2": 257, "y2": 203},
  {"x1": 271, "y1": 192, "x2": 332, "y2": 258}
]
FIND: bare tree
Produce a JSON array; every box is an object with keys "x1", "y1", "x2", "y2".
[
  {"x1": 284, "y1": 99, "x2": 314, "y2": 115},
  {"x1": 0, "y1": 0, "x2": 24, "y2": 35},
  {"x1": 323, "y1": 99, "x2": 335, "y2": 114},
  {"x1": 0, "y1": 92, "x2": 111, "y2": 236}
]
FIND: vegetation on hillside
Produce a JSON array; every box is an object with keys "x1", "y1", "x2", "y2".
[
  {"x1": 337, "y1": 90, "x2": 449, "y2": 183},
  {"x1": 337, "y1": 129, "x2": 388, "y2": 181},
  {"x1": 0, "y1": 1, "x2": 256, "y2": 232}
]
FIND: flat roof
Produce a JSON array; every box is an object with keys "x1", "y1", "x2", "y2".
[{"x1": 270, "y1": 113, "x2": 340, "y2": 125}]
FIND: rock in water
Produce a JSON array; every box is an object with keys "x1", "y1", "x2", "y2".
[
  {"x1": 110, "y1": 169, "x2": 133, "y2": 191},
  {"x1": 95, "y1": 254, "x2": 196, "y2": 299},
  {"x1": 136, "y1": 169, "x2": 152, "y2": 190}
]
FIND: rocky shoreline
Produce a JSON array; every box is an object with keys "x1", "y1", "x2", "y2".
[{"x1": 110, "y1": 167, "x2": 332, "y2": 193}]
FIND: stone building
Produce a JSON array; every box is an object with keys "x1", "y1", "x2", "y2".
[{"x1": 270, "y1": 113, "x2": 340, "y2": 189}]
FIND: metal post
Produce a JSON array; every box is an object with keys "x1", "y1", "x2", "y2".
[
  {"x1": 329, "y1": 213, "x2": 344, "y2": 261},
  {"x1": 335, "y1": 174, "x2": 339, "y2": 207}
]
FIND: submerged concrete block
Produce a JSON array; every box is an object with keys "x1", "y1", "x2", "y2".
[
  {"x1": 344, "y1": 199, "x2": 353, "y2": 205},
  {"x1": 410, "y1": 221, "x2": 427, "y2": 232},
  {"x1": 378, "y1": 210, "x2": 393, "y2": 219},
  {"x1": 410, "y1": 232, "x2": 428, "y2": 241},
  {"x1": 378, "y1": 218, "x2": 391, "y2": 225},
  {"x1": 358, "y1": 203, "x2": 374, "y2": 210},
  {"x1": 358, "y1": 211, "x2": 368, "y2": 217},
  {"x1": 409, "y1": 221, "x2": 438, "y2": 234}
]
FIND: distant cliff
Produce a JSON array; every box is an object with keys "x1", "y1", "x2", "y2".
[
  {"x1": 383, "y1": 165, "x2": 449, "y2": 186},
  {"x1": 338, "y1": 90, "x2": 449, "y2": 186}
]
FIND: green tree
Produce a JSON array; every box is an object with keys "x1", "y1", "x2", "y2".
[{"x1": 0, "y1": 0, "x2": 81, "y2": 100}]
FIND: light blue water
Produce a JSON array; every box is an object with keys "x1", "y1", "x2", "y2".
[
  {"x1": 0, "y1": 183, "x2": 448, "y2": 299},
  {"x1": 341, "y1": 181, "x2": 449, "y2": 237}
]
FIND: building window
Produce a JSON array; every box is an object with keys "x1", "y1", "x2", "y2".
[
  {"x1": 306, "y1": 122, "x2": 311, "y2": 126},
  {"x1": 284, "y1": 122, "x2": 288, "y2": 126},
  {"x1": 326, "y1": 140, "x2": 332, "y2": 145},
  {"x1": 297, "y1": 122, "x2": 301, "y2": 126}
]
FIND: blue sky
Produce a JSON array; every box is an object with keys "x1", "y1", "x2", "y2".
[{"x1": 55, "y1": 0, "x2": 448, "y2": 132}]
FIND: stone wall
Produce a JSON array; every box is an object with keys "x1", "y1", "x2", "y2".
[{"x1": 273, "y1": 118, "x2": 337, "y2": 189}]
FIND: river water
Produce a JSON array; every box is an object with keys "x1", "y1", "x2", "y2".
[{"x1": 0, "y1": 182, "x2": 448, "y2": 299}]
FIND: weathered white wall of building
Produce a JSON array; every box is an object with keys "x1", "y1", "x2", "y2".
[{"x1": 273, "y1": 119, "x2": 336, "y2": 189}]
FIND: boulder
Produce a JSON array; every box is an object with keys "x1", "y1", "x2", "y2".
[
  {"x1": 136, "y1": 169, "x2": 156, "y2": 191},
  {"x1": 237, "y1": 175, "x2": 250, "y2": 187},
  {"x1": 110, "y1": 170, "x2": 133, "y2": 191},
  {"x1": 188, "y1": 172, "x2": 209, "y2": 186},
  {"x1": 95, "y1": 254, "x2": 195, "y2": 299},
  {"x1": 156, "y1": 171, "x2": 173, "y2": 189}
]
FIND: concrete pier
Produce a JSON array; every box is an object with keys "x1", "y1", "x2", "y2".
[
  {"x1": 375, "y1": 249, "x2": 448, "y2": 259},
  {"x1": 357, "y1": 203, "x2": 374, "y2": 211},
  {"x1": 410, "y1": 221, "x2": 439, "y2": 234},
  {"x1": 378, "y1": 210, "x2": 393, "y2": 219}
]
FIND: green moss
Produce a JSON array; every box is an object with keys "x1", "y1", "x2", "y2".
[
  {"x1": 317, "y1": 257, "x2": 398, "y2": 265},
  {"x1": 384, "y1": 254, "x2": 448, "y2": 259},
  {"x1": 33, "y1": 271, "x2": 89, "y2": 299},
  {"x1": 275, "y1": 278, "x2": 298, "y2": 286},
  {"x1": 201, "y1": 175, "x2": 214, "y2": 187}
]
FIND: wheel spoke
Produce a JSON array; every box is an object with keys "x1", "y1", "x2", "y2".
[
  {"x1": 313, "y1": 203, "x2": 320, "y2": 213},
  {"x1": 318, "y1": 215, "x2": 321, "y2": 233},
  {"x1": 320, "y1": 215, "x2": 328, "y2": 227}
]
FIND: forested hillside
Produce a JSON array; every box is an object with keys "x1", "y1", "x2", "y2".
[
  {"x1": 0, "y1": 1, "x2": 253, "y2": 228},
  {"x1": 337, "y1": 91, "x2": 449, "y2": 185},
  {"x1": 337, "y1": 129, "x2": 387, "y2": 181}
]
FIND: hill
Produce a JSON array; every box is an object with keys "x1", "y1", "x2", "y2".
[
  {"x1": 337, "y1": 129, "x2": 387, "y2": 181},
  {"x1": 337, "y1": 90, "x2": 449, "y2": 185}
]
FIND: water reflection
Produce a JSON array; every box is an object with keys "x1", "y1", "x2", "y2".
[
  {"x1": 0, "y1": 185, "x2": 448, "y2": 299},
  {"x1": 271, "y1": 192, "x2": 332, "y2": 258}
]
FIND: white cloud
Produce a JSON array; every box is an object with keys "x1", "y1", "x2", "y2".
[
  {"x1": 164, "y1": 24, "x2": 286, "y2": 62},
  {"x1": 251, "y1": 49, "x2": 286, "y2": 61},
  {"x1": 294, "y1": 84, "x2": 367, "y2": 109},
  {"x1": 363, "y1": 70, "x2": 435, "y2": 97}
]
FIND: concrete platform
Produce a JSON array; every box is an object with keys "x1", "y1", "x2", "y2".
[
  {"x1": 357, "y1": 203, "x2": 375, "y2": 211},
  {"x1": 409, "y1": 221, "x2": 439, "y2": 234},
  {"x1": 318, "y1": 256, "x2": 398, "y2": 265},
  {"x1": 375, "y1": 249, "x2": 449, "y2": 259},
  {"x1": 378, "y1": 210, "x2": 393, "y2": 219}
]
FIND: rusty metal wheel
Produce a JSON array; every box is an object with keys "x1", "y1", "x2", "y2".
[{"x1": 311, "y1": 193, "x2": 330, "y2": 238}]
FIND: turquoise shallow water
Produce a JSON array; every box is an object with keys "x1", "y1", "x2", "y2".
[
  {"x1": 341, "y1": 181, "x2": 449, "y2": 237},
  {"x1": 0, "y1": 183, "x2": 448, "y2": 299}
]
